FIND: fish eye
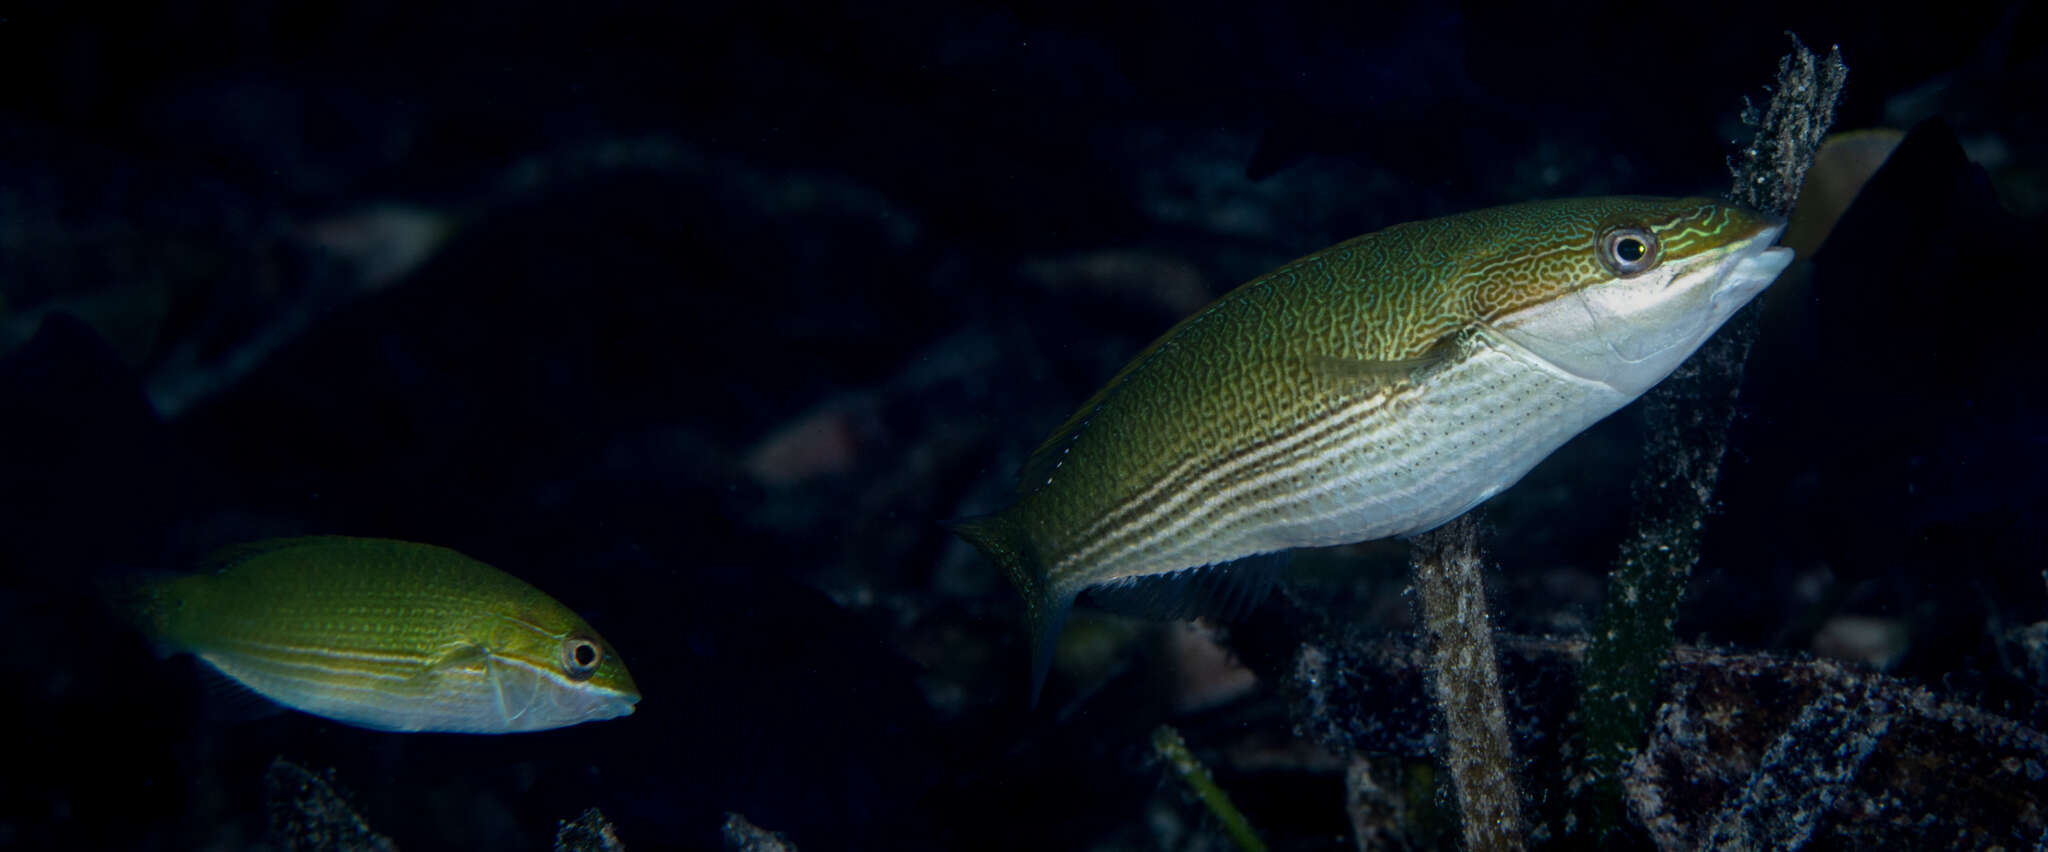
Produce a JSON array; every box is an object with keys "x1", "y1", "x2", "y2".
[
  {"x1": 561, "y1": 637, "x2": 602, "y2": 680},
  {"x1": 1599, "y1": 226, "x2": 1660, "y2": 277}
]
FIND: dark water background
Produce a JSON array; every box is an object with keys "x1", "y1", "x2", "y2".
[{"x1": 2, "y1": 2, "x2": 2045, "y2": 850}]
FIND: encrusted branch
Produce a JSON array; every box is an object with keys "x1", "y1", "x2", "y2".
[
  {"x1": 1411, "y1": 516, "x2": 1524, "y2": 851},
  {"x1": 1567, "y1": 34, "x2": 1848, "y2": 839}
]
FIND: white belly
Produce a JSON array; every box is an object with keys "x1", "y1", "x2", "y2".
[{"x1": 1110, "y1": 328, "x2": 1626, "y2": 576}]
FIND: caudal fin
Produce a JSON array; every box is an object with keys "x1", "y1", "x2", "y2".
[
  {"x1": 96, "y1": 572, "x2": 180, "y2": 657},
  {"x1": 944, "y1": 513, "x2": 1073, "y2": 707}
]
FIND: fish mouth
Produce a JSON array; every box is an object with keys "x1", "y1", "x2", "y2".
[
  {"x1": 590, "y1": 686, "x2": 640, "y2": 719},
  {"x1": 1710, "y1": 222, "x2": 1793, "y2": 305},
  {"x1": 1506, "y1": 216, "x2": 1796, "y2": 393}
]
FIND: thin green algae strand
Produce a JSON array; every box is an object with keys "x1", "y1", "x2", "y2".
[
  {"x1": 1565, "y1": 35, "x2": 1847, "y2": 840},
  {"x1": 1153, "y1": 724, "x2": 1268, "y2": 852}
]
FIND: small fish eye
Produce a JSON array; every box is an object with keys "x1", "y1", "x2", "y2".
[
  {"x1": 561, "y1": 638, "x2": 602, "y2": 679},
  {"x1": 1599, "y1": 227, "x2": 1660, "y2": 276}
]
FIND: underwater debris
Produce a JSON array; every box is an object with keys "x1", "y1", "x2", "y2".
[
  {"x1": 1566, "y1": 34, "x2": 1848, "y2": 839},
  {"x1": 722, "y1": 812, "x2": 799, "y2": 852},
  {"x1": 1287, "y1": 631, "x2": 2048, "y2": 847},
  {"x1": 554, "y1": 808, "x2": 626, "y2": 852},
  {"x1": 1727, "y1": 35, "x2": 1850, "y2": 218},
  {"x1": 263, "y1": 758, "x2": 399, "y2": 852},
  {"x1": 261, "y1": 754, "x2": 631, "y2": 852},
  {"x1": 1165, "y1": 620, "x2": 1263, "y2": 713},
  {"x1": 1343, "y1": 756, "x2": 1412, "y2": 852},
  {"x1": 1627, "y1": 649, "x2": 2048, "y2": 850},
  {"x1": 1153, "y1": 724, "x2": 1269, "y2": 852},
  {"x1": 1407, "y1": 517, "x2": 1523, "y2": 851},
  {"x1": 1565, "y1": 350, "x2": 1751, "y2": 837},
  {"x1": 1276, "y1": 596, "x2": 1440, "y2": 763},
  {"x1": 742, "y1": 398, "x2": 879, "y2": 487},
  {"x1": 0, "y1": 125, "x2": 460, "y2": 419},
  {"x1": 299, "y1": 204, "x2": 453, "y2": 295},
  {"x1": 1808, "y1": 614, "x2": 1911, "y2": 669},
  {"x1": 2007, "y1": 574, "x2": 2048, "y2": 693}
]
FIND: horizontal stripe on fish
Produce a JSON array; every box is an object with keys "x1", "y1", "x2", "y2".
[
  {"x1": 952, "y1": 196, "x2": 1794, "y2": 702},
  {"x1": 1060, "y1": 380, "x2": 1409, "y2": 569},
  {"x1": 125, "y1": 536, "x2": 639, "y2": 733}
]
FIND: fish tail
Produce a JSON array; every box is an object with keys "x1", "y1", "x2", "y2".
[
  {"x1": 97, "y1": 573, "x2": 179, "y2": 656},
  {"x1": 945, "y1": 512, "x2": 1074, "y2": 707}
]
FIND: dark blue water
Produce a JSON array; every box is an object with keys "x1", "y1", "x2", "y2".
[{"x1": 2, "y1": 3, "x2": 2044, "y2": 849}]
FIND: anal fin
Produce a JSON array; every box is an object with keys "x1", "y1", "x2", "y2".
[
  {"x1": 186, "y1": 654, "x2": 290, "y2": 723},
  {"x1": 1082, "y1": 551, "x2": 1290, "y2": 623}
]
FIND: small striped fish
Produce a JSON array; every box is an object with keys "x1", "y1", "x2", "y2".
[
  {"x1": 952, "y1": 196, "x2": 1793, "y2": 699},
  {"x1": 131, "y1": 536, "x2": 638, "y2": 733}
]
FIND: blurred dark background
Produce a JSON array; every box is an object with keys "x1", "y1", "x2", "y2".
[{"x1": 1, "y1": 2, "x2": 2044, "y2": 850}]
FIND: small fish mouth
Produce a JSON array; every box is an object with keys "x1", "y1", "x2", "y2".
[
  {"x1": 1712, "y1": 223, "x2": 1793, "y2": 303},
  {"x1": 1550, "y1": 218, "x2": 1793, "y2": 387},
  {"x1": 596, "y1": 688, "x2": 641, "y2": 718},
  {"x1": 1736, "y1": 222, "x2": 1788, "y2": 261}
]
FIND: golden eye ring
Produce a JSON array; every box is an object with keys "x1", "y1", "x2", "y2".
[
  {"x1": 561, "y1": 637, "x2": 602, "y2": 680},
  {"x1": 1598, "y1": 226, "x2": 1660, "y2": 277}
]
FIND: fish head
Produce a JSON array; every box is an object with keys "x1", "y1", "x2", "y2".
[
  {"x1": 483, "y1": 608, "x2": 641, "y2": 732},
  {"x1": 1488, "y1": 197, "x2": 1794, "y2": 396}
]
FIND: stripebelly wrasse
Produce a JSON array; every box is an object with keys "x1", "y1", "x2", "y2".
[
  {"x1": 128, "y1": 536, "x2": 639, "y2": 733},
  {"x1": 951, "y1": 196, "x2": 1795, "y2": 700}
]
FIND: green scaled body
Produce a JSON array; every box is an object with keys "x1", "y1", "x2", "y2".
[
  {"x1": 952, "y1": 196, "x2": 1793, "y2": 700},
  {"x1": 133, "y1": 536, "x2": 639, "y2": 733}
]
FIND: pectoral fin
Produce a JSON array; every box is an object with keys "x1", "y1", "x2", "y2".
[
  {"x1": 484, "y1": 654, "x2": 544, "y2": 726},
  {"x1": 1306, "y1": 334, "x2": 1460, "y2": 390},
  {"x1": 427, "y1": 641, "x2": 490, "y2": 674},
  {"x1": 428, "y1": 642, "x2": 543, "y2": 727}
]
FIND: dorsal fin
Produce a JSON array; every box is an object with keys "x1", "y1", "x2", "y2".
[
  {"x1": 193, "y1": 536, "x2": 348, "y2": 573},
  {"x1": 1014, "y1": 407, "x2": 1096, "y2": 500},
  {"x1": 1082, "y1": 551, "x2": 1290, "y2": 623},
  {"x1": 1015, "y1": 299, "x2": 1245, "y2": 498}
]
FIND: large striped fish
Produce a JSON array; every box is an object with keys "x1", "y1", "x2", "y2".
[
  {"x1": 952, "y1": 196, "x2": 1794, "y2": 699},
  {"x1": 129, "y1": 536, "x2": 638, "y2": 733}
]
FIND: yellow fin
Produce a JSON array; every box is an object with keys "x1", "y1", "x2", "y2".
[
  {"x1": 193, "y1": 535, "x2": 355, "y2": 574},
  {"x1": 427, "y1": 641, "x2": 489, "y2": 672}
]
